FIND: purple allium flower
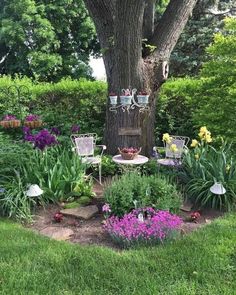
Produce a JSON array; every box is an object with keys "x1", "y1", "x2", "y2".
[
  {"x1": 104, "y1": 208, "x2": 182, "y2": 248},
  {"x1": 25, "y1": 114, "x2": 40, "y2": 121},
  {"x1": 102, "y1": 203, "x2": 111, "y2": 213},
  {"x1": 71, "y1": 124, "x2": 80, "y2": 133},
  {"x1": 24, "y1": 129, "x2": 58, "y2": 150},
  {"x1": 23, "y1": 126, "x2": 31, "y2": 135},
  {"x1": 3, "y1": 115, "x2": 17, "y2": 121},
  {"x1": 0, "y1": 188, "x2": 5, "y2": 193},
  {"x1": 51, "y1": 127, "x2": 60, "y2": 136}
]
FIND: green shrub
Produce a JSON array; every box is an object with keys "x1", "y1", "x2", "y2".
[
  {"x1": 104, "y1": 173, "x2": 182, "y2": 217},
  {"x1": 0, "y1": 76, "x2": 107, "y2": 138},
  {"x1": 0, "y1": 137, "x2": 94, "y2": 220},
  {"x1": 94, "y1": 155, "x2": 119, "y2": 177},
  {"x1": 157, "y1": 18, "x2": 236, "y2": 145},
  {"x1": 156, "y1": 77, "x2": 201, "y2": 142},
  {"x1": 191, "y1": 18, "x2": 236, "y2": 143},
  {"x1": 180, "y1": 128, "x2": 236, "y2": 210}
]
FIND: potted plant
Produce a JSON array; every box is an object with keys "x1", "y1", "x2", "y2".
[
  {"x1": 0, "y1": 115, "x2": 21, "y2": 128},
  {"x1": 118, "y1": 147, "x2": 141, "y2": 160},
  {"x1": 137, "y1": 90, "x2": 149, "y2": 105},
  {"x1": 120, "y1": 89, "x2": 132, "y2": 106},
  {"x1": 24, "y1": 114, "x2": 42, "y2": 128},
  {"x1": 109, "y1": 92, "x2": 118, "y2": 105}
]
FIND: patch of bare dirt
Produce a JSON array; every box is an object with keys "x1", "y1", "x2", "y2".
[{"x1": 26, "y1": 183, "x2": 224, "y2": 249}]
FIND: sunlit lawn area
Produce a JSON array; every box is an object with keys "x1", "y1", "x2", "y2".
[{"x1": 0, "y1": 214, "x2": 235, "y2": 295}]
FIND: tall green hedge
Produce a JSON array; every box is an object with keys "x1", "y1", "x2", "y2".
[
  {"x1": 0, "y1": 76, "x2": 107, "y2": 137},
  {"x1": 156, "y1": 77, "x2": 201, "y2": 141}
]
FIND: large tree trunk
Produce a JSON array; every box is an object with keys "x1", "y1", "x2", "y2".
[{"x1": 84, "y1": 0, "x2": 198, "y2": 156}]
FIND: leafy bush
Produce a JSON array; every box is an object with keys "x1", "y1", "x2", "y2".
[
  {"x1": 0, "y1": 135, "x2": 93, "y2": 220},
  {"x1": 104, "y1": 173, "x2": 182, "y2": 217},
  {"x1": 157, "y1": 18, "x2": 236, "y2": 144},
  {"x1": 191, "y1": 18, "x2": 236, "y2": 143},
  {"x1": 180, "y1": 127, "x2": 236, "y2": 210},
  {"x1": 0, "y1": 76, "x2": 107, "y2": 138},
  {"x1": 104, "y1": 207, "x2": 182, "y2": 248},
  {"x1": 94, "y1": 155, "x2": 119, "y2": 177},
  {"x1": 156, "y1": 77, "x2": 201, "y2": 142}
]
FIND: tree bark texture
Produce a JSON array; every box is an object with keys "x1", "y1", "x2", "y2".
[{"x1": 84, "y1": 0, "x2": 198, "y2": 155}]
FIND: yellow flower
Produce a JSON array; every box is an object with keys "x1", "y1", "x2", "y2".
[
  {"x1": 226, "y1": 164, "x2": 231, "y2": 173},
  {"x1": 198, "y1": 126, "x2": 208, "y2": 139},
  {"x1": 198, "y1": 126, "x2": 213, "y2": 143},
  {"x1": 162, "y1": 133, "x2": 172, "y2": 144},
  {"x1": 200, "y1": 126, "x2": 207, "y2": 133},
  {"x1": 170, "y1": 144, "x2": 178, "y2": 153},
  {"x1": 195, "y1": 153, "x2": 199, "y2": 160},
  {"x1": 190, "y1": 139, "x2": 199, "y2": 148},
  {"x1": 205, "y1": 134, "x2": 212, "y2": 143}
]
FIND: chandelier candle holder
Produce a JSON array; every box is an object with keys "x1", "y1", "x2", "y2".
[{"x1": 109, "y1": 88, "x2": 150, "y2": 113}]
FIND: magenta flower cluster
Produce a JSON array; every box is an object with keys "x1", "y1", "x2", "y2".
[
  {"x1": 25, "y1": 114, "x2": 40, "y2": 121},
  {"x1": 24, "y1": 127, "x2": 58, "y2": 150},
  {"x1": 3, "y1": 115, "x2": 17, "y2": 121},
  {"x1": 104, "y1": 207, "x2": 182, "y2": 247}
]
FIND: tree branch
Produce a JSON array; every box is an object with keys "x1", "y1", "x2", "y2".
[
  {"x1": 148, "y1": 0, "x2": 198, "y2": 59},
  {"x1": 142, "y1": 0, "x2": 156, "y2": 40},
  {"x1": 83, "y1": 0, "x2": 115, "y2": 85},
  {"x1": 83, "y1": 0, "x2": 114, "y2": 38}
]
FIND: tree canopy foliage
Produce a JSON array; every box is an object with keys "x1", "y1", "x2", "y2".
[
  {"x1": 0, "y1": 0, "x2": 98, "y2": 81},
  {"x1": 158, "y1": 17, "x2": 236, "y2": 142},
  {"x1": 170, "y1": 0, "x2": 235, "y2": 76}
]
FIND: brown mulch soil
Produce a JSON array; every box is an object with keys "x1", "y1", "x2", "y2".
[{"x1": 27, "y1": 182, "x2": 224, "y2": 249}]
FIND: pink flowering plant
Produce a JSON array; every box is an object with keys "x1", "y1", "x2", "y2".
[
  {"x1": 102, "y1": 203, "x2": 111, "y2": 219},
  {"x1": 2, "y1": 115, "x2": 17, "y2": 121},
  {"x1": 103, "y1": 207, "x2": 182, "y2": 248}
]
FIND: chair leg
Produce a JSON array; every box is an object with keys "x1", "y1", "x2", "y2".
[{"x1": 99, "y1": 163, "x2": 102, "y2": 185}]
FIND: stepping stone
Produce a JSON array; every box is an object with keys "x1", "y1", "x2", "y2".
[
  {"x1": 180, "y1": 201, "x2": 193, "y2": 212},
  {"x1": 61, "y1": 205, "x2": 99, "y2": 220},
  {"x1": 40, "y1": 227, "x2": 74, "y2": 241}
]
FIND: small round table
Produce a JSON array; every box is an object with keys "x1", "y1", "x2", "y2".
[{"x1": 112, "y1": 155, "x2": 149, "y2": 172}]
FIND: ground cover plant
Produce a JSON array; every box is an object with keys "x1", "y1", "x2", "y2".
[
  {"x1": 104, "y1": 207, "x2": 182, "y2": 248},
  {"x1": 0, "y1": 214, "x2": 236, "y2": 294},
  {"x1": 104, "y1": 173, "x2": 182, "y2": 217}
]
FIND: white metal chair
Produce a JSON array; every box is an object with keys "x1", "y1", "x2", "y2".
[
  {"x1": 71, "y1": 133, "x2": 106, "y2": 184},
  {"x1": 153, "y1": 135, "x2": 189, "y2": 166}
]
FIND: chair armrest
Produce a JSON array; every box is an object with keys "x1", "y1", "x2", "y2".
[{"x1": 96, "y1": 145, "x2": 107, "y2": 156}]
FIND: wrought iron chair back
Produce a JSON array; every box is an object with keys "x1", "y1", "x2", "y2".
[
  {"x1": 71, "y1": 133, "x2": 97, "y2": 157},
  {"x1": 164, "y1": 136, "x2": 190, "y2": 159}
]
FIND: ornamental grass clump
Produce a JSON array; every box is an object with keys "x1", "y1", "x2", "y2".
[{"x1": 104, "y1": 207, "x2": 182, "y2": 248}]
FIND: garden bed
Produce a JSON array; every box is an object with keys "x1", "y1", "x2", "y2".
[{"x1": 27, "y1": 183, "x2": 223, "y2": 249}]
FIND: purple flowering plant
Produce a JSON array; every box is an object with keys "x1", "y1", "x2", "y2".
[
  {"x1": 51, "y1": 127, "x2": 60, "y2": 136},
  {"x1": 25, "y1": 114, "x2": 40, "y2": 121},
  {"x1": 24, "y1": 127, "x2": 58, "y2": 150},
  {"x1": 71, "y1": 124, "x2": 80, "y2": 133},
  {"x1": 2, "y1": 115, "x2": 17, "y2": 121},
  {"x1": 103, "y1": 207, "x2": 182, "y2": 248}
]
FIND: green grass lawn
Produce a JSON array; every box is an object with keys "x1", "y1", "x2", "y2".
[{"x1": 0, "y1": 215, "x2": 236, "y2": 295}]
